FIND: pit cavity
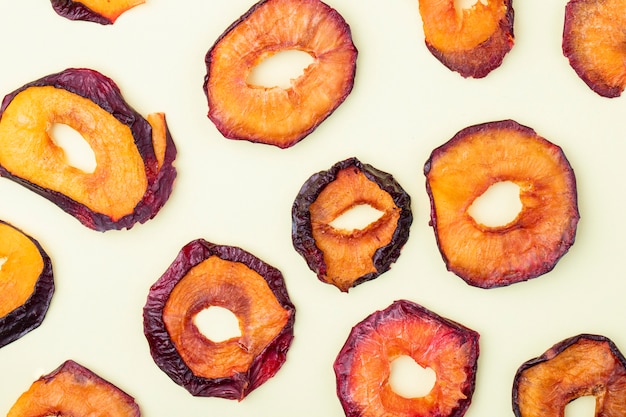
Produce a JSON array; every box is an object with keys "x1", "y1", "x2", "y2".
[
  {"x1": 389, "y1": 355, "x2": 436, "y2": 398},
  {"x1": 247, "y1": 49, "x2": 315, "y2": 89},
  {"x1": 49, "y1": 123, "x2": 97, "y2": 174},
  {"x1": 0, "y1": 257, "x2": 6, "y2": 271},
  {"x1": 194, "y1": 305, "x2": 241, "y2": 343},
  {"x1": 468, "y1": 180, "x2": 522, "y2": 228},
  {"x1": 455, "y1": 0, "x2": 488, "y2": 10},
  {"x1": 564, "y1": 395, "x2": 596, "y2": 417},
  {"x1": 329, "y1": 203, "x2": 384, "y2": 232}
]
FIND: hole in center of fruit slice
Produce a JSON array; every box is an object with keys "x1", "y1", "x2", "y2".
[
  {"x1": 454, "y1": 0, "x2": 488, "y2": 11},
  {"x1": 0, "y1": 257, "x2": 6, "y2": 271},
  {"x1": 329, "y1": 204, "x2": 385, "y2": 232},
  {"x1": 389, "y1": 355, "x2": 436, "y2": 398},
  {"x1": 247, "y1": 49, "x2": 315, "y2": 89},
  {"x1": 49, "y1": 123, "x2": 97, "y2": 174},
  {"x1": 468, "y1": 181, "x2": 522, "y2": 228},
  {"x1": 194, "y1": 306, "x2": 241, "y2": 343},
  {"x1": 565, "y1": 395, "x2": 596, "y2": 417}
]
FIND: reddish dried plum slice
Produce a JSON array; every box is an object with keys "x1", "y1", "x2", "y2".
[
  {"x1": 51, "y1": 0, "x2": 145, "y2": 25},
  {"x1": 0, "y1": 68, "x2": 177, "y2": 231},
  {"x1": 292, "y1": 157, "x2": 412, "y2": 292},
  {"x1": 334, "y1": 299, "x2": 480, "y2": 417},
  {"x1": 143, "y1": 239, "x2": 295, "y2": 400}
]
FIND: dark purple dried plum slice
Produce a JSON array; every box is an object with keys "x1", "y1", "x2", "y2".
[{"x1": 51, "y1": 0, "x2": 145, "y2": 25}]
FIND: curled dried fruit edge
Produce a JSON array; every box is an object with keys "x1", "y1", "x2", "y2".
[{"x1": 50, "y1": 0, "x2": 145, "y2": 25}]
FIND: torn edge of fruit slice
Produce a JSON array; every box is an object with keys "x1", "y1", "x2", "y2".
[
  {"x1": 424, "y1": 119, "x2": 579, "y2": 288},
  {"x1": 334, "y1": 300, "x2": 480, "y2": 417},
  {"x1": 143, "y1": 239, "x2": 296, "y2": 400},
  {"x1": 292, "y1": 157, "x2": 413, "y2": 292},
  {"x1": 0, "y1": 68, "x2": 177, "y2": 231},
  {"x1": 418, "y1": 0, "x2": 514, "y2": 78},
  {"x1": 7, "y1": 360, "x2": 140, "y2": 417},
  {"x1": 50, "y1": 0, "x2": 145, "y2": 25},
  {"x1": 513, "y1": 334, "x2": 626, "y2": 417},
  {"x1": 0, "y1": 220, "x2": 54, "y2": 349},
  {"x1": 562, "y1": 0, "x2": 626, "y2": 98},
  {"x1": 204, "y1": 0, "x2": 358, "y2": 148}
]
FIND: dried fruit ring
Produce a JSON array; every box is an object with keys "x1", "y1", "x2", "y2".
[
  {"x1": 513, "y1": 334, "x2": 626, "y2": 417},
  {"x1": 334, "y1": 299, "x2": 480, "y2": 417},
  {"x1": 292, "y1": 157, "x2": 412, "y2": 292},
  {"x1": 424, "y1": 120, "x2": 579, "y2": 288},
  {"x1": 143, "y1": 239, "x2": 295, "y2": 400},
  {"x1": 204, "y1": 0, "x2": 357, "y2": 148},
  {"x1": 51, "y1": 0, "x2": 145, "y2": 25}
]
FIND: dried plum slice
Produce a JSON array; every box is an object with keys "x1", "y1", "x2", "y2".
[
  {"x1": 143, "y1": 239, "x2": 295, "y2": 400},
  {"x1": 334, "y1": 299, "x2": 480, "y2": 417},
  {"x1": 292, "y1": 157, "x2": 412, "y2": 292},
  {"x1": 0, "y1": 68, "x2": 177, "y2": 231},
  {"x1": 51, "y1": 0, "x2": 145, "y2": 25}
]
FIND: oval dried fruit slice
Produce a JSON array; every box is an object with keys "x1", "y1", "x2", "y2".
[
  {"x1": 7, "y1": 360, "x2": 140, "y2": 416},
  {"x1": 50, "y1": 0, "x2": 145, "y2": 25},
  {"x1": 204, "y1": 0, "x2": 357, "y2": 148},
  {"x1": 0, "y1": 220, "x2": 54, "y2": 349},
  {"x1": 143, "y1": 239, "x2": 296, "y2": 400},
  {"x1": 424, "y1": 120, "x2": 579, "y2": 288},
  {"x1": 334, "y1": 299, "x2": 480, "y2": 417},
  {"x1": 417, "y1": 0, "x2": 514, "y2": 78},
  {"x1": 513, "y1": 334, "x2": 626, "y2": 417},
  {"x1": 0, "y1": 68, "x2": 177, "y2": 231},
  {"x1": 292, "y1": 157, "x2": 412, "y2": 292}
]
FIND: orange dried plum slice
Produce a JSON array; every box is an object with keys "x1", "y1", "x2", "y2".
[
  {"x1": 7, "y1": 360, "x2": 140, "y2": 416},
  {"x1": 143, "y1": 239, "x2": 295, "y2": 400},
  {"x1": 204, "y1": 0, "x2": 357, "y2": 148},
  {"x1": 51, "y1": 0, "x2": 145, "y2": 25},
  {"x1": 0, "y1": 68, "x2": 177, "y2": 231},
  {"x1": 562, "y1": 0, "x2": 626, "y2": 98},
  {"x1": 334, "y1": 299, "x2": 480, "y2": 417},
  {"x1": 0, "y1": 220, "x2": 53, "y2": 349},
  {"x1": 292, "y1": 157, "x2": 412, "y2": 292},
  {"x1": 513, "y1": 334, "x2": 626, "y2": 417},
  {"x1": 424, "y1": 120, "x2": 579, "y2": 288},
  {"x1": 417, "y1": 0, "x2": 514, "y2": 78}
]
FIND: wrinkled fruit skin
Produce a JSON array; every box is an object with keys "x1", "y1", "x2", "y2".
[
  {"x1": 0, "y1": 220, "x2": 54, "y2": 349},
  {"x1": 513, "y1": 334, "x2": 626, "y2": 417},
  {"x1": 143, "y1": 239, "x2": 295, "y2": 400},
  {"x1": 50, "y1": 0, "x2": 144, "y2": 25},
  {"x1": 292, "y1": 157, "x2": 412, "y2": 292},
  {"x1": 334, "y1": 299, "x2": 479, "y2": 417}
]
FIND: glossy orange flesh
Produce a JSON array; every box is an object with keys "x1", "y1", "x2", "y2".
[{"x1": 79, "y1": 0, "x2": 145, "y2": 22}]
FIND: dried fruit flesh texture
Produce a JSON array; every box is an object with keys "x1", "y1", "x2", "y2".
[
  {"x1": 51, "y1": 0, "x2": 145, "y2": 25},
  {"x1": 513, "y1": 334, "x2": 626, "y2": 417},
  {"x1": 0, "y1": 68, "x2": 177, "y2": 231},
  {"x1": 424, "y1": 120, "x2": 579, "y2": 288},
  {"x1": 204, "y1": 0, "x2": 357, "y2": 148},
  {"x1": 292, "y1": 157, "x2": 412, "y2": 292},
  {"x1": 0, "y1": 220, "x2": 53, "y2": 348},
  {"x1": 334, "y1": 300, "x2": 479, "y2": 417},
  {"x1": 563, "y1": 0, "x2": 626, "y2": 98},
  {"x1": 418, "y1": 0, "x2": 514, "y2": 78},
  {"x1": 7, "y1": 360, "x2": 140, "y2": 417},
  {"x1": 143, "y1": 239, "x2": 295, "y2": 400}
]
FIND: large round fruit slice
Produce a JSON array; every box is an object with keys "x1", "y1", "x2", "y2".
[
  {"x1": 513, "y1": 334, "x2": 626, "y2": 417},
  {"x1": 50, "y1": 0, "x2": 145, "y2": 25},
  {"x1": 334, "y1": 299, "x2": 480, "y2": 417},
  {"x1": 204, "y1": 0, "x2": 357, "y2": 148},
  {"x1": 7, "y1": 360, "x2": 140, "y2": 416},
  {"x1": 292, "y1": 157, "x2": 412, "y2": 292},
  {"x1": 0, "y1": 220, "x2": 54, "y2": 349},
  {"x1": 143, "y1": 239, "x2": 295, "y2": 400},
  {"x1": 0, "y1": 68, "x2": 177, "y2": 231},
  {"x1": 417, "y1": 0, "x2": 514, "y2": 78},
  {"x1": 424, "y1": 120, "x2": 579, "y2": 288},
  {"x1": 562, "y1": 0, "x2": 626, "y2": 98}
]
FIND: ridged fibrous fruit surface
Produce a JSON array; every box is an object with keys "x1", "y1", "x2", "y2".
[{"x1": 50, "y1": 0, "x2": 145, "y2": 25}]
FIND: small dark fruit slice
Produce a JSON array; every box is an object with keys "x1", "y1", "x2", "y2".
[
  {"x1": 334, "y1": 299, "x2": 480, "y2": 417},
  {"x1": 143, "y1": 239, "x2": 295, "y2": 400},
  {"x1": 204, "y1": 0, "x2": 357, "y2": 148},
  {"x1": 0, "y1": 220, "x2": 54, "y2": 349},
  {"x1": 292, "y1": 157, "x2": 412, "y2": 292},
  {"x1": 417, "y1": 0, "x2": 514, "y2": 78},
  {"x1": 7, "y1": 360, "x2": 140, "y2": 416},
  {"x1": 562, "y1": 0, "x2": 626, "y2": 98},
  {"x1": 424, "y1": 120, "x2": 579, "y2": 288},
  {"x1": 513, "y1": 334, "x2": 626, "y2": 417},
  {"x1": 51, "y1": 0, "x2": 145, "y2": 25},
  {"x1": 0, "y1": 68, "x2": 177, "y2": 231}
]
